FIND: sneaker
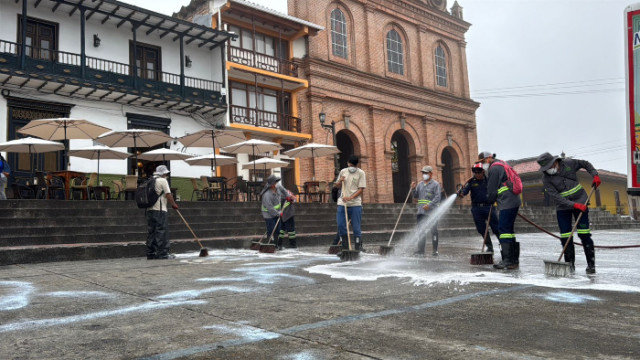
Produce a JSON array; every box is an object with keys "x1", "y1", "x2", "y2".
[{"x1": 158, "y1": 254, "x2": 176, "y2": 259}]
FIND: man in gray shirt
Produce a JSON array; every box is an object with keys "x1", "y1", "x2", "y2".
[{"x1": 411, "y1": 165, "x2": 442, "y2": 256}]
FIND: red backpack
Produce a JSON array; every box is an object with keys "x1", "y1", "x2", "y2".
[{"x1": 490, "y1": 161, "x2": 523, "y2": 195}]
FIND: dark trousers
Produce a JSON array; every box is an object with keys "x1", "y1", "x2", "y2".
[
  {"x1": 471, "y1": 205, "x2": 500, "y2": 238},
  {"x1": 279, "y1": 217, "x2": 296, "y2": 247},
  {"x1": 416, "y1": 213, "x2": 438, "y2": 253},
  {"x1": 146, "y1": 210, "x2": 169, "y2": 257},
  {"x1": 497, "y1": 207, "x2": 519, "y2": 244},
  {"x1": 557, "y1": 208, "x2": 595, "y2": 266},
  {"x1": 265, "y1": 216, "x2": 281, "y2": 243}
]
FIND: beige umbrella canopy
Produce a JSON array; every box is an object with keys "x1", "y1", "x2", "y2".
[
  {"x1": 0, "y1": 137, "x2": 65, "y2": 178},
  {"x1": 223, "y1": 139, "x2": 283, "y2": 181},
  {"x1": 185, "y1": 153, "x2": 237, "y2": 176},
  {"x1": 17, "y1": 118, "x2": 112, "y2": 167},
  {"x1": 241, "y1": 158, "x2": 289, "y2": 170},
  {"x1": 97, "y1": 129, "x2": 172, "y2": 177},
  {"x1": 178, "y1": 128, "x2": 246, "y2": 172},
  {"x1": 68, "y1": 145, "x2": 130, "y2": 185},
  {"x1": 284, "y1": 143, "x2": 340, "y2": 180},
  {"x1": 137, "y1": 148, "x2": 193, "y2": 164}
]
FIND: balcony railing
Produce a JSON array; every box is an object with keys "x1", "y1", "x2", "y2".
[
  {"x1": 228, "y1": 46, "x2": 298, "y2": 77},
  {"x1": 0, "y1": 39, "x2": 222, "y2": 97},
  {"x1": 230, "y1": 104, "x2": 301, "y2": 133}
]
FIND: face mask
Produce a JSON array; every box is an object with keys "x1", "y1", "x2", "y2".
[
  {"x1": 545, "y1": 168, "x2": 558, "y2": 175},
  {"x1": 482, "y1": 163, "x2": 490, "y2": 172},
  {"x1": 423, "y1": 174, "x2": 430, "y2": 181},
  {"x1": 348, "y1": 166, "x2": 357, "y2": 173}
]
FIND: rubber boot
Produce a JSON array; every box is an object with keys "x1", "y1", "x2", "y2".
[
  {"x1": 432, "y1": 233, "x2": 439, "y2": 257},
  {"x1": 288, "y1": 232, "x2": 297, "y2": 249},
  {"x1": 493, "y1": 242, "x2": 516, "y2": 270},
  {"x1": 414, "y1": 236, "x2": 426, "y2": 256},
  {"x1": 561, "y1": 238, "x2": 575, "y2": 273},
  {"x1": 513, "y1": 241, "x2": 520, "y2": 266},
  {"x1": 485, "y1": 236, "x2": 494, "y2": 253},
  {"x1": 355, "y1": 237, "x2": 362, "y2": 252},
  {"x1": 582, "y1": 237, "x2": 596, "y2": 274}
]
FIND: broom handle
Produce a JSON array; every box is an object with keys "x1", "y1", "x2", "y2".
[
  {"x1": 387, "y1": 187, "x2": 414, "y2": 246},
  {"x1": 343, "y1": 202, "x2": 353, "y2": 251},
  {"x1": 480, "y1": 205, "x2": 493, "y2": 252},
  {"x1": 556, "y1": 186, "x2": 596, "y2": 262},
  {"x1": 266, "y1": 216, "x2": 282, "y2": 245},
  {"x1": 176, "y1": 210, "x2": 204, "y2": 249}
]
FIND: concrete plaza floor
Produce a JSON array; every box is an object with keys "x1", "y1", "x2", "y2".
[{"x1": 1, "y1": 230, "x2": 639, "y2": 359}]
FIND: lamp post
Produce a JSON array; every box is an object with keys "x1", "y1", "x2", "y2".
[{"x1": 319, "y1": 111, "x2": 339, "y2": 178}]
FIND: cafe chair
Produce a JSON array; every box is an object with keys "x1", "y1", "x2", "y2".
[
  {"x1": 124, "y1": 175, "x2": 138, "y2": 200},
  {"x1": 70, "y1": 177, "x2": 87, "y2": 200},
  {"x1": 85, "y1": 173, "x2": 98, "y2": 200},
  {"x1": 11, "y1": 182, "x2": 35, "y2": 199},
  {"x1": 190, "y1": 178, "x2": 205, "y2": 201},
  {"x1": 111, "y1": 180, "x2": 124, "y2": 200},
  {"x1": 48, "y1": 176, "x2": 66, "y2": 200},
  {"x1": 34, "y1": 172, "x2": 48, "y2": 199},
  {"x1": 200, "y1": 176, "x2": 213, "y2": 201},
  {"x1": 234, "y1": 178, "x2": 249, "y2": 202},
  {"x1": 318, "y1": 181, "x2": 328, "y2": 203},
  {"x1": 293, "y1": 185, "x2": 306, "y2": 203}
]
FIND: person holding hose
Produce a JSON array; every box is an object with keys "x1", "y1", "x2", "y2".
[
  {"x1": 457, "y1": 162, "x2": 499, "y2": 253},
  {"x1": 411, "y1": 165, "x2": 442, "y2": 256},
  {"x1": 537, "y1": 152, "x2": 600, "y2": 274},
  {"x1": 479, "y1": 152, "x2": 521, "y2": 270}
]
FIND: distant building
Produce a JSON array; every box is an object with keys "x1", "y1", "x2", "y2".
[
  {"x1": 510, "y1": 157, "x2": 640, "y2": 217},
  {"x1": 0, "y1": 0, "x2": 234, "y2": 182},
  {"x1": 289, "y1": 0, "x2": 480, "y2": 203}
]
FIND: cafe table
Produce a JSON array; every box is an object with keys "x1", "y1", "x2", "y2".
[{"x1": 48, "y1": 170, "x2": 86, "y2": 200}]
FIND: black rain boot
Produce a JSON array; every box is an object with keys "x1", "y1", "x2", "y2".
[
  {"x1": 288, "y1": 232, "x2": 297, "y2": 249},
  {"x1": 432, "y1": 234, "x2": 439, "y2": 257},
  {"x1": 493, "y1": 242, "x2": 516, "y2": 270},
  {"x1": 355, "y1": 237, "x2": 363, "y2": 252},
  {"x1": 485, "y1": 236, "x2": 494, "y2": 253},
  {"x1": 582, "y1": 237, "x2": 596, "y2": 274},
  {"x1": 561, "y1": 238, "x2": 575, "y2": 273},
  {"x1": 414, "y1": 236, "x2": 426, "y2": 256},
  {"x1": 513, "y1": 241, "x2": 520, "y2": 266}
]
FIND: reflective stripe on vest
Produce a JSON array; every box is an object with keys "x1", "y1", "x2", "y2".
[
  {"x1": 418, "y1": 200, "x2": 431, "y2": 204},
  {"x1": 497, "y1": 186, "x2": 509, "y2": 195},
  {"x1": 560, "y1": 184, "x2": 583, "y2": 197}
]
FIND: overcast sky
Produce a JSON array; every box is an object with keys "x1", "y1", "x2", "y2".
[{"x1": 123, "y1": 0, "x2": 632, "y2": 174}]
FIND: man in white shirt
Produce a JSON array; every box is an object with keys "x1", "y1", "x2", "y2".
[
  {"x1": 333, "y1": 155, "x2": 366, "y2": 251},
  {"x1": 146, "y1": 165, "x2": 179, "y2": 260}
]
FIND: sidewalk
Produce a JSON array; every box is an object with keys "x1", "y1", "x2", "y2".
[{"x1": 1, "y1": 231, "x2": 639, "y2": 359}]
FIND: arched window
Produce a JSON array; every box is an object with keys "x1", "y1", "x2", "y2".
[
  {"x1": 331, "y1": 9, "x2": 348, "y2": 59},
  {"x1": 386, "y1": 30, "x2": 404, "y2": 75},
  {"x1": 435, "y1": 45, "x2": 448, "y2": 87}
]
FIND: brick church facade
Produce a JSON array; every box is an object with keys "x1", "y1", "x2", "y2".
[{"x1": 290, "y1": 0, "x2": 480, "y2": 203}]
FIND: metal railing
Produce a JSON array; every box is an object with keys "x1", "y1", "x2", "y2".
[
  {"x1": 228, "y1": 46, "x2": 298, "y2": 77},
  {"x1": 230, "y1": 104, "x2": 301, "y2": 132},
  {"x1": 0, "y1": 39, "x2": 222, "y2": 93}
]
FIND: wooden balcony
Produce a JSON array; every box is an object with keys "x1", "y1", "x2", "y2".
[
  {"x1": 228, "y1": 46, "x2": 298, "y2": 78},
  {"x1": 230, "y1": 104, "x2": 301, "y2": 132},
  {"x1": 0, "y1": 39, "x2": 225, "y2": 115}
]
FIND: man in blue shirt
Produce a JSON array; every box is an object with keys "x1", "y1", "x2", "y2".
[{"x1": 458, "y1": 162, "x2": 499, "y2": 253}]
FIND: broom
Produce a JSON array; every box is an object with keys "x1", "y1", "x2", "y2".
[
  {"x1": 340, "y1": 203, "x2": 360, "y2": 261},
  {"x1": 379, "y1": 187, "x2": 413, "y2": 256},
  {"x1": 250, "y1": 231, "x2": 267, "y2": 251},
  {"x1": 176, "y1": 210, "x2": 208, "y2": 257},
  {"x1": 470, "y1": 206, "x2": 494, "y2": 265},
  {"x1": 328, "y1": 219, "x2": 349, "y2": 255},
  {"x1": 259, "y1": 216, "x2": 281, "y2": 254},
  {"x1": 544, "y1": 186, "x2": 595, "y2": 276}
]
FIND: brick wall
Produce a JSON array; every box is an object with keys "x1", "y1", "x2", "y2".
[{"x1": 291, "y1": 0, "x2": 480, "y2": 203}]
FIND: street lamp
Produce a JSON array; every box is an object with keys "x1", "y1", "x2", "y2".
[{"x1": 319, "y1": 111, "x2": 339, "y2": 178}]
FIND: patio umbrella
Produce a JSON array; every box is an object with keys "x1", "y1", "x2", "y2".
[
  {"x1": 178, "y1": 128, "x2": 246, "y2": 173},
  {"x1": 223, "y1": 139, "x2": 282, "y2": 182},
  {"x1": 17, "y1": 118, "x2": 111, "y2": 168},
  {"x1": 68, "y1": 145, "x2": 130, "y2": 186},
  {"x1": 283, "y1": 143, "x2": 340, "y2": 180},
  {"x1": 185, "y1": 153, "x2": 237, "y2": 176},
  {"x1": 137, "y1": 148, "x2": 193, "y2": 165},
  {"x1": 96, "y1": 129, "x2": 172, "y2": 177},
  {"x1": 0, "y1": 137, "x2": 65, "y2": 178},
  {"x1": 241, "y1": 158, "x2": 289, "y2": 170}
]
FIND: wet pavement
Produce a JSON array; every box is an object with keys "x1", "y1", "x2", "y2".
[{"x1": 1, "y1": 230, "x2": 639, "y2": 359}]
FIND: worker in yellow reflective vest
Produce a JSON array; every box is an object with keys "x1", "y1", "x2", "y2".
[{"x1": 411, "y1": 165, "x2": 442, "y2": 256}]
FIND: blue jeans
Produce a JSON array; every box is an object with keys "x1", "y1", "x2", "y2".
[
  {"x1": 498, "y1": 207, "x2": 519, "y2": 244},
  {"x1": 337, "y1": 205, "x2": 362, "y2": 248},
  {"x1": 146, "y1": 210, "x2": 169, "y2": 257}
]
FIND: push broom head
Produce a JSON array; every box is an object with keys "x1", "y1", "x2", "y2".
[
  {"x1": 544, "y1": 260, "x2": 573, "y2": 277},
  {"x1": 328, "y1": 245, "x2": 342, "y2": 254},
  {"x1": 340, "y1": 250, "x2": 360, "y2": 261},
  {"x1": 199, "y1": 247, "x2": 209, "y2": 257},
  {"x1": 378, "y1": 245, "x2": 394, "y2": 256},
  {"x1": 259, "y1": 243, "x2": 276, "y2": 254},
  {"x1": 470, "y1": 252, "x2": 493, "y2": 265},
  {"x1": 249, "y1": 241, "x2": 261, "y2": 251}
]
